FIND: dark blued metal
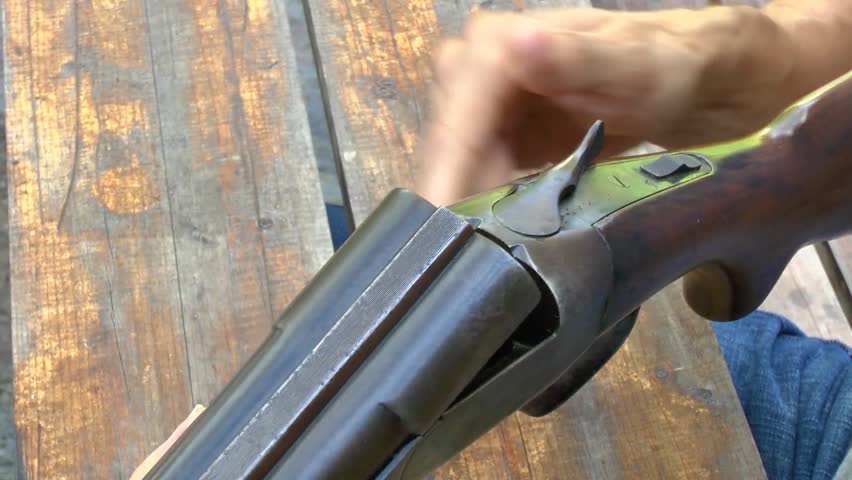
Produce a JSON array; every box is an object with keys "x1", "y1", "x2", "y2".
[
  {"x1": 521, "y1": 308, "x2": 639, "y2": 416},
  {"x1": 390, "y1": 226, "x2": 615, "y2": 479},
  {"x1": 145, "y1": 190, "x2": 469, "y2": 480},
  {"x1": 404, "y1": 124, "x2": 717, "y2": 476},
  {"x1": 344, "y1": 135, "x2": 715, "y2": 474},
  {"x1": 147, "y1": 123, "x2": 719, "y2": 480},
  {"x1": 267, "y1": 234, "x2": 541, "y2": 479},
  {"x1": 204, "y1": 208, "x2": 471, "y2": 479},
  {"x1": 640, "y1": 153, "x2": 703, "y2": 179},
  {"x1": 492, "y1": 121, "x2": 604, "y2": 237}
]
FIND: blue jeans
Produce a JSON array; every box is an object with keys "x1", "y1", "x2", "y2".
[{"x1": 713, "y1": 312, "x2": 852, "y2": 480}]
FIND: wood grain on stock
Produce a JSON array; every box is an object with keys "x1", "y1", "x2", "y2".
[
  {"x1": 305, "y1": 0, "x2": 763, "y2": 477},
  {"x1": 613, "y1": 146, "x2": 850, "y2": 343},
  {"x1": 600, "y1": 70, "x2": 852, "y2": 325},
  {"x1": 716, "y1": 0, "x2": 852, "y2": 337},
  {"x1": 3, "y1": 0, "x2": 331, "y2": 478}
]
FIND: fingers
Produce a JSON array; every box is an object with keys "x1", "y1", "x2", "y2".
[
  {"x1": 433, "y1": 32, "x2": 513, "y2": 164},
  {"x1": 129, "y1": 404, "x2": 207, "y2": 480},
  {"x1": 432, "y1": 38, "x2": 466, "y2": 88},
  {"x1": 508, "y1": 31, "x2": 649, "y2": 96},
  {"x1": 456, "y1": 11, "x2": 652, "y2": 96},
  {"x1": 419, "y1": 21, "x2": 518, "y2": 205},
  {"x1": 417, "y1": 8, "x2": 688, "y2": 205}
]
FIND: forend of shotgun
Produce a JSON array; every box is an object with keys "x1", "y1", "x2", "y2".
[{"x1": 145, "y1": 70, "x2": 852, "y2": 480}]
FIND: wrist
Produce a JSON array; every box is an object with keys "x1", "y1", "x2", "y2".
[
  {"x1": 683, "y1": 6, "x2": 800, "y2": 131},
  {"x1": 762, "y1": 2, "x2": 852, "y2": 100}
]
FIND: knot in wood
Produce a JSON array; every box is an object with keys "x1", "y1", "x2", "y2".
[{"x1": 372, "y1": 78, "x2": 398, "y2": 100}]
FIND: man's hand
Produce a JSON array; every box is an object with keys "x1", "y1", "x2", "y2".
[{"x1": 417, "y1": 6, "x2": 803, "y2": 205}]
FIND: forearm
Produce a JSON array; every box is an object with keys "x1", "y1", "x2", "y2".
[{"x1": 763, "y1": 0, "x2": 852, "y2": 96}]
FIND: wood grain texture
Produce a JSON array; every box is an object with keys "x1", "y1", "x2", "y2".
[
  {"x1": 601, "y1": 72, "x2": 852, "y2": 324},
  {"x1": 828, "y1": 237, "x2": 852, "y2": 326},
  {"x1": 761, "y1": 246, "x2": 852, "y2": 344},
  {"x1": 3, "y1": 0, "x2": 332, "y2": 478},
  {"x1": 830, "y1": 237, "x2": 852, "y2": 297},
  {"x1": 306, "y1": 0, "x2": 764, "y2": 477},
  {"x1": 513, "y1": 283, "x2": 765, "y2": 479}
]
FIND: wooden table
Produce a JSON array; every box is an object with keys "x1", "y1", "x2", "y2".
[{"x1": 3, "y1": 0, "x2": 850, "y2": 478}]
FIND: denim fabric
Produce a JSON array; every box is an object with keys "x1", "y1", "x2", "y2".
[{"x1": 712, "y1": 312, "x2": 852, "y2": 480}]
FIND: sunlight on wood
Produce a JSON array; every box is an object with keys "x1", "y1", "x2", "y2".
[
  {"x1": 86, "y1": 0, "x2": 146, "y2": 68},
  {"x1": 93, "y1": 166, "x2": 159, "y2": 214},
  {"x1": 10, "y1": 163, "x2": 118, "y2": 478}
]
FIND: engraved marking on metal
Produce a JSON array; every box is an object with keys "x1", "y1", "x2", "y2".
[
  {"x1": 609, "y1": 175, "x2": 628, "y2": 188},
  {"x1": 203, "y1": 209, "x2": 470, "y2": 479}
]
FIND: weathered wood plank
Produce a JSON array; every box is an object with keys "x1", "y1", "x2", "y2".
[
  {"x1": 145, "y1": 0, "x2": 332, "y2": 404},
  {"x1": 516, "y1": 284, "x2": 765, "y2": 479},
  {"x1": 306, "y1": 0, "x2": 764, "y2": 477},
  {"x1": 3, "y1": 0, "x2": 331, "y2": 478},
  {"x1": 831, "y1": 238, "x2": 852, "y2": 288},
  {"x1": 827, "y1": 237, "x2": 852, "y2": 326},
  {"x1": 761, "y1": 246, "x2": 852, "y2": 344},
  {"x1": 4, "y1": 2, "x2": 191, "y2": 476}
]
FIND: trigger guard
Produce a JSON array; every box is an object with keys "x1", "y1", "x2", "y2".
[{"x1": 520, "y1": 308, "x2": 640, "y2": 417}]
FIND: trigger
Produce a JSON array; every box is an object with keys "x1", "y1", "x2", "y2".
[{"x1": 520, "y1": 308, "x2": 639, "y2": 417}]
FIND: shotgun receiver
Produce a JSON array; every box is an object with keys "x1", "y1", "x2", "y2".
[{"x1": 146, "y1": 70, "x2": 852, "y2": 479}]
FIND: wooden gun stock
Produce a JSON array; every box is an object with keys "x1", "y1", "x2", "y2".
[{"x1": 599, "y1": 70, "x2": 852, "y2": 322}]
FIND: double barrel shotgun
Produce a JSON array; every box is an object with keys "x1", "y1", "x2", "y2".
[{"x1": 145, "y1": 70, "x2": 852, "y2": 479}]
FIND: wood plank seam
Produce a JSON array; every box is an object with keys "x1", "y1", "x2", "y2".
[
  {"x1": 55, "y1": 1, "x2": 81, "y2": 234},
  {"x1": 296, "y1": 0, "x2": 358, "y2": 231},
  {"x1": 832, "y1": 239, "x2": 852, "y2": 297},
  {"x1": 141, "y1": 0, "x2": 196, "y2": 405},
  {"x1": 819, "y1": 241, "x2": 852, "y2": 328},
  {"x1": 102, "y1": 219, "x2": 134, "y2": 409},
  {"x1": 5, "y1": 0, "x2": 334, "y2": 476},
  {"x1": 217, "y1": 0, "x2": 277, "y2": 329},
  {"x1": 511, "y1": 413, "x2": 535, "y2": 477}
]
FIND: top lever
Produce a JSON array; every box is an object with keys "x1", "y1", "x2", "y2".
[{"x1": 492, "y1": 120, "x2": 605, "y2": 237}]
